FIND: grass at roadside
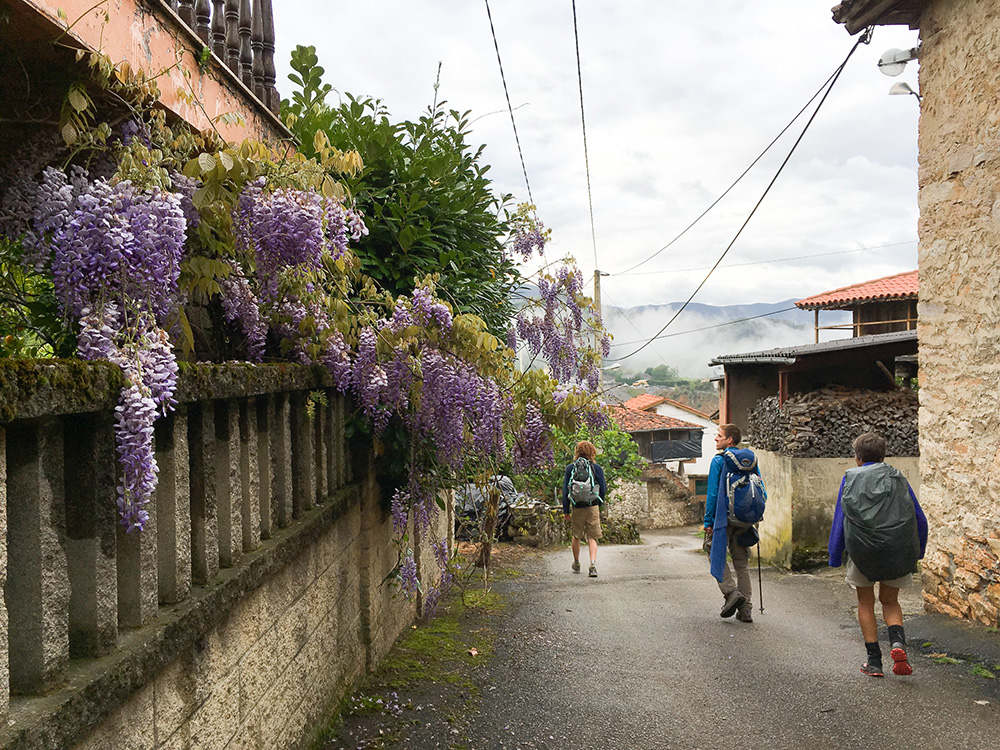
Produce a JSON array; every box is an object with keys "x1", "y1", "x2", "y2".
[{"x1": 309, "y1": 548, "x2": 519, "y2": 749}]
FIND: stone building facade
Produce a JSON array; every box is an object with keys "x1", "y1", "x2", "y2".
[{"x1": 913, "y1": 0, "x2": 1000, "y2": 625}]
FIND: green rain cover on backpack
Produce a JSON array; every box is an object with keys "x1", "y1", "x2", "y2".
[{"x1": 842, "y1": 463, "x2": 920, "y2": 582}]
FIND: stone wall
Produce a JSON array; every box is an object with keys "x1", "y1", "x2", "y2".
[
  {"x1": 754, "y1": 449, "x2": 920, "y2": 570},
  {"x1": 0, "y1": 362, "x2": 449, "y2": 749},
  {"x1": 915, "y1": 0, "x2": 1000, "y2": 625},
  {"x1": 608, "y1": 465, "x2": 701, "y2": 529}
]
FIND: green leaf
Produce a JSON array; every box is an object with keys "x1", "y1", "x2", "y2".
[
  {"x1": 198, "y1": 153, "x2": 217, "y2": 173},
  {"x1": 68, "y1": 86, "x2": 89, "y2": 113}
]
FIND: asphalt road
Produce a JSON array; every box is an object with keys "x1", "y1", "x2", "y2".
[{"x1": 461, "y1": 527, "x2": 1000, "y2": 750}]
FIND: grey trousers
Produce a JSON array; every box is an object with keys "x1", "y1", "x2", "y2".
[{"x1": 717, "y1": 525, "x2": 752, "y2": 605}]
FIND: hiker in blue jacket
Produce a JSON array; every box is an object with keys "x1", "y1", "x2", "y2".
[
  {"x1": 829, "y1": 432, "x2": 928, "y2": 678},
  {"x1": 562, "y1": 440, "x2": 606, "y2": 578},
  {"x1": 703, "y1": 423, "x2": 757, "y2": 622}
]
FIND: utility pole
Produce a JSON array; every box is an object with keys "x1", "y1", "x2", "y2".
[{"x1": 594, "y1": 269, "x2": 607, "y2": 355}]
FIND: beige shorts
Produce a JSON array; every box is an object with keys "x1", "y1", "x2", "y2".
[
  {"x1": 571, "y1": 505, "x2": 602, "y2": 540},
  {"x1": 844, "y1": 559, "x2": 915, "y2": 589}
]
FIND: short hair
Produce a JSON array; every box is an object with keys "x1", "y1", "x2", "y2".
[
  {"x1": 852, "y1": 432, "x2": 886, "y2": 463},
  {"x1": 719, "y1": 423, "x2": 741, "y2": 445},
  {"x1": 574, "y1": 440, "x2": 597, "y2": 461}
]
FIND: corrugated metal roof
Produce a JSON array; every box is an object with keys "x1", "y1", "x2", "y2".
[
  {"x1": 709, "y1": 329, "x2": 917, "y2": 366},
  {"x1": 796, "y1": 270, "x2": 918, "y2": 310}
]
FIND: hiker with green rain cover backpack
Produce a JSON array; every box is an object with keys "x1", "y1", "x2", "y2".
[{"x1": 829, "y1": 432, "x2": 928, "y2": 678}]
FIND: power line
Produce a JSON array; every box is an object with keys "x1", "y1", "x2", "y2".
[
  {"x1": 613, "y1": 68, "x2": 842, "y2": 277},
  {"x1": 483, "y1": 0, "x2": 534, "y2": 205},
  {"x1": 609, "y1": 28, "x2": 873, "y2": 363},
  {"x1": 600, "y1": 286, "x2": 673, "y2": 367},
  {"x1": 571, "y1": 0, "x2": 599, "y2": 269},
  {"x1": 608, "y1": 306, "x2": 799, "y2": 348},
  {"x1": 613, "y1": 240, "x2": 917, "y2": 277}
]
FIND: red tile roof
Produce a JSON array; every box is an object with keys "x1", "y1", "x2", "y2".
[
  {"x1": 796, "y1": 270, "x2": 918, "y2": 310},
  {"x1": 624, "y1": 393, "x2": 713, "y2": 421},
  {"x1": 609, "y1": 405, "x2": 703, "y2": 433},
  {"x1": 623, "y1": 394, "x2": 665, "y2": 411}
]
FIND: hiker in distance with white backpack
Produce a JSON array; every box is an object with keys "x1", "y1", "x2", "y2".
[
  {"x1": 704, "y1": 423, "x2": 765, "y2": 623},
  {"x1": 562, "y1": 440, "x2": 607, "y2": 577}
]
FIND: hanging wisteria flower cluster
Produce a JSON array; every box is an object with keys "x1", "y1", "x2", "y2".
[{"x1": 12, "y1": 167, "x2": 186, "y2": 532}]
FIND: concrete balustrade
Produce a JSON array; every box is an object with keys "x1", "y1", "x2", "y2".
[{"x1": 0, "y1": 363, "x2": 446, "y2": 749}]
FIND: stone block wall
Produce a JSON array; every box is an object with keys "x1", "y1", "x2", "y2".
[
  {"x1": 608, "y1": 465, "x2": 700, "y2": 529},
  {"x1": 915, "y1": 0, "x2": 1000, "y2": 625},
  {"x1": 755, "y1": 449, "x2": 919, "y2": 570},
  {"x1": 0, "y1": 362, "x2": 449, "y2": 749}
]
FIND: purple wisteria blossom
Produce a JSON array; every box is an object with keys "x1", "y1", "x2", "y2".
[{"x1": 512, "y1": 401, "x2": 554, "y2": 472}]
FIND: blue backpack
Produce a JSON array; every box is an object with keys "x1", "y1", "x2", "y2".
[{"x1": 722, "y1": 449, "x2": 766, "y2": 526}]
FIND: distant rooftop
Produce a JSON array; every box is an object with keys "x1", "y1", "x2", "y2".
[
  {"x1": 796, "y1": 270, "x2": 917, "y2": 310},
  {"x1": 609, "y1": 405, "x2": 703, "y2": 434},
  {"x1": 709, "y1": 329, "x2": 918, "y2": 366},
  {"x1": 623, "y1": 394, "x2": 713, "y2": 420}
]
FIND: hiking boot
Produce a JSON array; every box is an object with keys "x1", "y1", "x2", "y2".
[
  {"x1": 736, "y1": 607, "x2": 753, "y2": 623},
  {"x1": 720, "y1": 590, "x2": 747, "y2": 618},
  {"x1": 860, "y1": 661, "x2": 885, "y2": 678},
  {"x1": 572, "y1": 560, "x2": 581, "y2": 573},
  {"x1": 588, "y1": 564, "x2": 598, "y2": 578},
  {"x1": 890, "y1": 643, "x2": 912, "y2": 676}
]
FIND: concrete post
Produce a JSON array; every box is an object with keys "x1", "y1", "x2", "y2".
[
  {"x1": 0, "y1": 426, "x2": 9, "y2": 722},
  {"x1": 189, "y1": 402, "x2": 219, "y2": 585},
  {"x1": 156, "y1": 408, "x2": 191, "y2": 605},
  {"x1": 6, "y1": 419, "x2": 70, "y2": 693},
  {"x1": 269, "y1": 392, "x2": 292, "y2": 528},
  {"x1": 240, "y1": 398, "x2": 261, "y2": 552},
  {"x1": 215, "y1": 400, "x2": 243, "y2": 567},
  {"x1": 290, "y1": 391, "x2": 315, "y2": 517},
  {"x1": 64, "y1": 413, "x2": 118, "y2": 654},
  {"x1": 314, "y1": 393, "x2": 328, "y2": 504},
  {"x1": 256, "y1": 396, "x2": 272, "y2": 539}
]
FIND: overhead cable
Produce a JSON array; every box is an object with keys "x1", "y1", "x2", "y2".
[
  {"x1": 614, "y1": 240, "x2": 917, "y2": 277},
  {"x1": 608, "y1": 306, "x2": 799, "y2": 348},
  {"x1": 484, "y1": 0, "x2": 534, "y2": 205},
  {"x1": 613, "y1": 68, "x2": 843, "y2": 277},
  {"x1": 571, "y1": 0, "x2": 599, "y2": 269},
  {"x1": 609, "y1": 27, "x2": 874, "y2": 363}
]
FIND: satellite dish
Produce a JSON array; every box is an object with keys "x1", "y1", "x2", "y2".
[{"x1": 878, "y1": 47, "x2": 919, "y2": 77}]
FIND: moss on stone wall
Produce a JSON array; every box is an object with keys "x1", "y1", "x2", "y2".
[{"x1": 0, "y1": 359, "x2": 124, "y2": 423}]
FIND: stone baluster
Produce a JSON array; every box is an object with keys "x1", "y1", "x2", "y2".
[
  {"x1": 116, "y1": 507, "x2": 158, "y2": 629},
  {"x1": 256, "y1": 396, "x2": 273, "y2": 539},
  {"x1": 63, "y1": 414, "x2": 118, "y2": 654},
  {"x1": 215, "y1": 400, "x2": 243, "y2": 567},
  {"x1": 259, "y1": 0, "x2": 278, "y2": 112},
  {"x1": 156, "y1": 408, "x2": 191, "y2": 605},
  {"x1": 195, "y1": 0, "x2": 212, "y2": 44},
  {"x1": 177, "y1": 0, "x2": 195, "y2": 27},
  {"x1": 224, "y1": 0, "x2": 241, "y2": 75},
  {"x1": 340, "y1": 395, "x2": 352, "y2": 485},
  {"x1": 238, "y1": 0, "x2": 253, "y2": 88},
  {"x1": 0, "y1": 426, "x2": 9, "y2": 724},
  {"x1": 324, "y1": 394, "x2": 337, "y2": 493},
  {"x1": 269, "y1": 392, "x2": 292, "y2": 527},
  {"x1": 314, "y1": 392, "x2": 329, "y2": 504},
  {"x1": 211, "y1": 0, "x2": 226, "y2": 59},
  {"x1": 290, "y1": 392, "x2": 315, "y2": 517},
  {"x1": 251, "y1": 0, "x2": 265, "y2": 102},
  {"x1": 189, "y1": 402, "x2": 219, "y2": 585},
  {"x1": 239, "y1": 399, "x2": 261, "y2": 551},
  {"x1": 6, "y1": 419, "x2": 69, "y2": 693}
]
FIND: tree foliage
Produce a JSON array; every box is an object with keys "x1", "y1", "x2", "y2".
[{"x1": 282, "y1": 45, "x2": 519, "y2": 334}]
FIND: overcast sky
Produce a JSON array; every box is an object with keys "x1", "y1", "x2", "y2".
[{"x1": 273, "y1": 2, "x2": 921, "y2": 317}]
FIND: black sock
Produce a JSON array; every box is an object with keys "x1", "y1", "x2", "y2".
[
  {"x1": 888, "y1": 624, "x2": 906, "y2": 646},
  {"x1": 865, "y1": 641, "x2": 883, "y2": 664}
]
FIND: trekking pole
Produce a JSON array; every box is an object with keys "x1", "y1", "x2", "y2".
[{"x1": 757, "y1": 544, "x2": 764, "y2": 614}]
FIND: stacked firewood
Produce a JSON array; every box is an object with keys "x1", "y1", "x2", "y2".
[{"x1": 747, "y1": 386, "x2": 919, "y2": 457}]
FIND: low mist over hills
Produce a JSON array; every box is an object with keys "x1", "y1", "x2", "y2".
[{"x1": 604, "y1": 300, "x2": 851, "y2": 378}]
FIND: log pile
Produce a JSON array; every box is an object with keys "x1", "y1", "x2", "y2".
[{"x1": 747, "y1": 386, "x2": 919, "y2": 457}]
